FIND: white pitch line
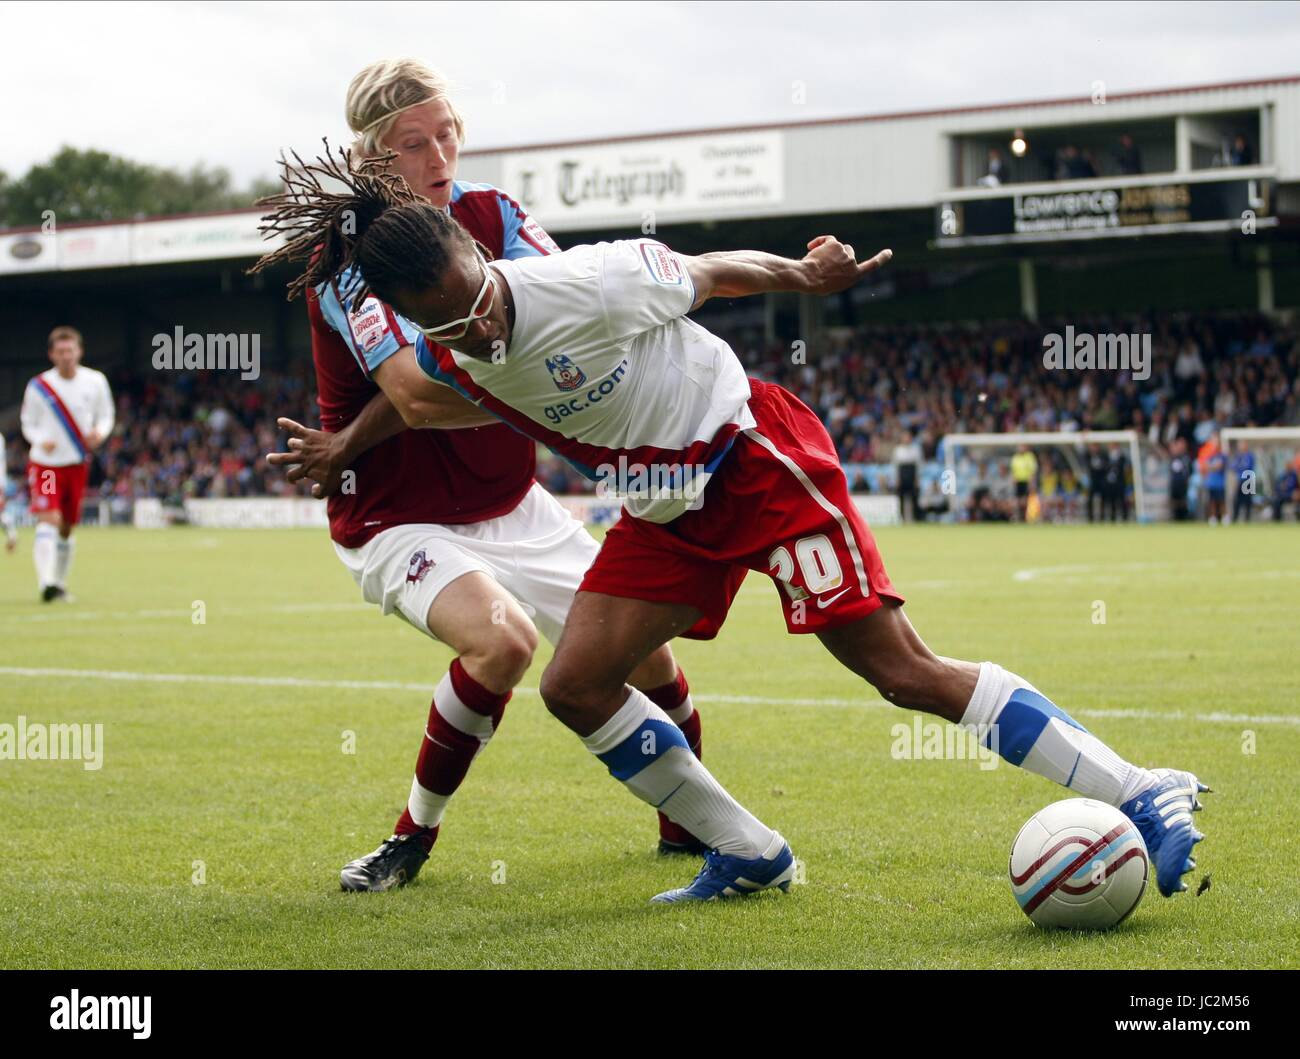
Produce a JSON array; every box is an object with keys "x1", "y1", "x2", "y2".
[
  {"x1": 1010, "y1": 557, "x2": 1259, "y2": 583},
  {"x1": 0, "y1": 666, "x2": 431, "y2": 693},
  {"x1": 2, "y1": 666, "x2": 1297, "y2": 728},
  {"x1": 1, "y1": 601, "x2": 369, "y2": 625}
]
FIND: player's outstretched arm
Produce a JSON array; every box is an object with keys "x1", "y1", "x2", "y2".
[
  {"x1": 372, "y1": 344, "x2": 496, "y2": 431},
  {"x1": 682, "y1": 236, "x2": 891, "y2": 310}
]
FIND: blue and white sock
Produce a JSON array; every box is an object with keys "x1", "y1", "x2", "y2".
[
  {"x1": 960, "y1": 662, "x2": 1155, "y2": 806},
  {"x1": 583, "y1": 688, "x2": 775, "y2": 858}
]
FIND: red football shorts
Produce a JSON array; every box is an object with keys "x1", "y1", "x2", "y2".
[
  {"x1": 579, "y1": 379, "x2": 903, "y2": 638},
  {"x1": 26, "y1": 462, "x2": 90, "y2": 527}
]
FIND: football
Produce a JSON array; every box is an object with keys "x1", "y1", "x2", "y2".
[{"x1": 1009, "y1": 798, "x2": 1149, "y2": 929}]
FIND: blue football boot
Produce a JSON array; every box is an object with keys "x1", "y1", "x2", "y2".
[
  {"x1": 651, "y1": 836, "x2": 795, "y2": 903},
  {"x1": 1120, "y1": 768, "x2": 1209, "y2": 896}
]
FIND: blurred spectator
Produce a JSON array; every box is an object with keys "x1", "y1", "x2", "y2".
[
  {"x1": 968, "y1": 485, "x2": 1012, "y2": 522},
  {"x1": 1102, "y1": 445, "x2": 1129, "y2": 522},
  {"x1": 1228, "y1": 134, "x2": 1254, "y2": 167},
  {"x1": 892, "y1": 430, "x2": 922, "y2": 520},
  {"x1": 1199, "y1": 433, "x2": 1227, "y2": 524},
  {"x1": 1010, "y1": 443, "x2": 1037, "y2": 521},
  {"x1": 917, "y1": 478, "x2": 950, "y2": 522},
  {"x1": 1057, "y1": 144, "x2": 1097, "y2": 180},
  {"x1": 1230, "y1": 443, "x2": 1256, "y2": 522},
  {"x1": 1086, "y1": 445, "x2": 1108, "y2": 522},
  {"x1": 1172, "y1": 334, "x2": 1206, "y2": 401},
  {"x1": 979, "y1": 147, "x2": 1007, "y2": 187},
  {"x1": 1114, "y1": 133, "x2": 1143, "y2": 175},
  {"x1": 1168, "y1": 438, "x2": 1193, "y2": 521},
  {"x1": 1272, "y1": 458, "x2": 1299, "y2": 521}
]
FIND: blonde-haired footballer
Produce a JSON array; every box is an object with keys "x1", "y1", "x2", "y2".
[
  {"x1": 20, "y1": 326, "x2": 113, "y2": 602},
  {"x1": 262, "y1": 58, "x2": 708, "y2": 892}
]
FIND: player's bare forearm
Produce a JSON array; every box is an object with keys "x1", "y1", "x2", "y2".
[
  {"x1": 687, "y1": 251, "x2": 808, "y2": 303},
  {"x1": 683, "y1": 237, "x2": 892, "y2": 309},
  {"x1": 400, "y1": 386, "x2": 496, "y2": 430},
  {"x1": 372, "y1": 346, "x2": 497, "y2": 430}
]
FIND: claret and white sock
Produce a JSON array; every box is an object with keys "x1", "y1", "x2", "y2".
[{"x1": 393, "y1": 657, "x2": 510, "y2": 852}]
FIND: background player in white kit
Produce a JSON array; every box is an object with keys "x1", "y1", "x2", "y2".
[{"x1": 19, "y1": 326, "x2": 114, "y2": 602}]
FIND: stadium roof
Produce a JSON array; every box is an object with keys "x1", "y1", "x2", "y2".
[
  {"x1": 2, "y1": 72, "x2": 1295, "y2": 265},
  {"x1": 460, "y1": 74, "x2": 1300, "y2": 156}
]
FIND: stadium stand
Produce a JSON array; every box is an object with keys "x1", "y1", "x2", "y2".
[{"x1": 6, "y1": 310, "x2": 1293, "y2": 524}]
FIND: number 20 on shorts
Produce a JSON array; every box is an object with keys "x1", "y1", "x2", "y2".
[{"x1": 768, "y1": 533, "x2": 843, "y2": 599}]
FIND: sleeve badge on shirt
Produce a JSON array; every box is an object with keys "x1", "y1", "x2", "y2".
[
  {"x1": 640, "y1": 242, "x2": 684, "y2": 286},
  {"x1": 348, "y1": 297, "x2": 391, "y2": 352},
  {"x1": 523, "y1": 217, "x2": 561, "y2": 253},
  {"x1": 544, "y1": 354, "x2": 588, "y2": 392}
]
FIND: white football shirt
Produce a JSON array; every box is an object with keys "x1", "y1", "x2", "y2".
[
  {"x1": 415, "y1": 239, "x2": 755, "y2": 522},
  {"x1": 20, "y1": 366, "x2": 115, "y2": 467}
]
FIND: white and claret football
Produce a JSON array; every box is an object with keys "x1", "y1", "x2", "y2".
[{"x1": 1009, "y1": 798, "x2": 1149, "y2": 929}]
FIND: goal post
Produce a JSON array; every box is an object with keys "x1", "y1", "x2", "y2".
[{"x1": 942, "y1": 429, "x2": 1158, "y2": 522}]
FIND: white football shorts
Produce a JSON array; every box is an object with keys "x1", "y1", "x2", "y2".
[{"x1": 333, "y1": 481, "x2": 599, "y2": 646}]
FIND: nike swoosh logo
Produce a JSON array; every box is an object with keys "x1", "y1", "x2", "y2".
[
  {"x1": 424, "y1": 729, "x2": 457, "y2": 752},
  {"x1": 816, "y1": 587, "x2": 852, "y2": 609}
]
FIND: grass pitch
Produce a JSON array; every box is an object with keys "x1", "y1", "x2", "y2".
[{"x1": 1, "y1": 522, "x2": 1296, "y2": 968}]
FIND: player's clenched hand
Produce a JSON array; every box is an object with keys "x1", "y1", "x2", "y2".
[
  {"x1": 267, "y1": 417, "x2": 348, "y2": 499},
  {"x1": 800, "y1": 236, "x2": 892, "y2": 296}
]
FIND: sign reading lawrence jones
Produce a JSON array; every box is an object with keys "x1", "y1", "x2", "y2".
[{"x1": 938, "y1": 177, "x2": 1270, "y2": 243}]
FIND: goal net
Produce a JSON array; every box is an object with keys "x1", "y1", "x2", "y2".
[{"x1": 941, "y1": 430, "x2": 1166, "y2": 523}]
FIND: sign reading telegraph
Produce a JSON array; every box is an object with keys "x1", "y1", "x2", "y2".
[{"x1": 502, "y1": 132, "x2": 784, "y2": 230}]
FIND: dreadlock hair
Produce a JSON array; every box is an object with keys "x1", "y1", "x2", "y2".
[{"x1": 248, "y1": 140, "x2": 476, "y2": 311}]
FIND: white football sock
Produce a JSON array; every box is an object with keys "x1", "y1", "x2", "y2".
[
  {"x1": 54, "y1": 535, "x2": 75, "y2": 588},
  {"x1": 406, "y1": 774, "x2": 451, "y2": 830},
  {"x1": 33, "y1": 523, "x2": 58, "y2": 588},
  {"x1": 960, "y1": 661, "x2": 1155, "y2": 807},
  {"x1": 583, "y1": 688, "x2": 775, "y2": 858}
]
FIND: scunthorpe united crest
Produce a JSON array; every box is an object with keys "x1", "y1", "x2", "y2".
[{"x1": 406, "y1": 549, "x2": 436, "y2": 584}]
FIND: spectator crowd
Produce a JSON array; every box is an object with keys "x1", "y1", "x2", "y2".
[{"x1": 4, "y1": 310, "x2": 1297, "y2": 524}]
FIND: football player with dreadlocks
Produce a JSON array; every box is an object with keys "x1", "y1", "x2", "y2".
[{"x1": 252, "y1": 144, "x2": 1209, "y2": 906}]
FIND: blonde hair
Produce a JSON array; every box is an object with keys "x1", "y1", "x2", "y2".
[{"x1": 346, "y1": 58, "x2": 465, "y2": 157}]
